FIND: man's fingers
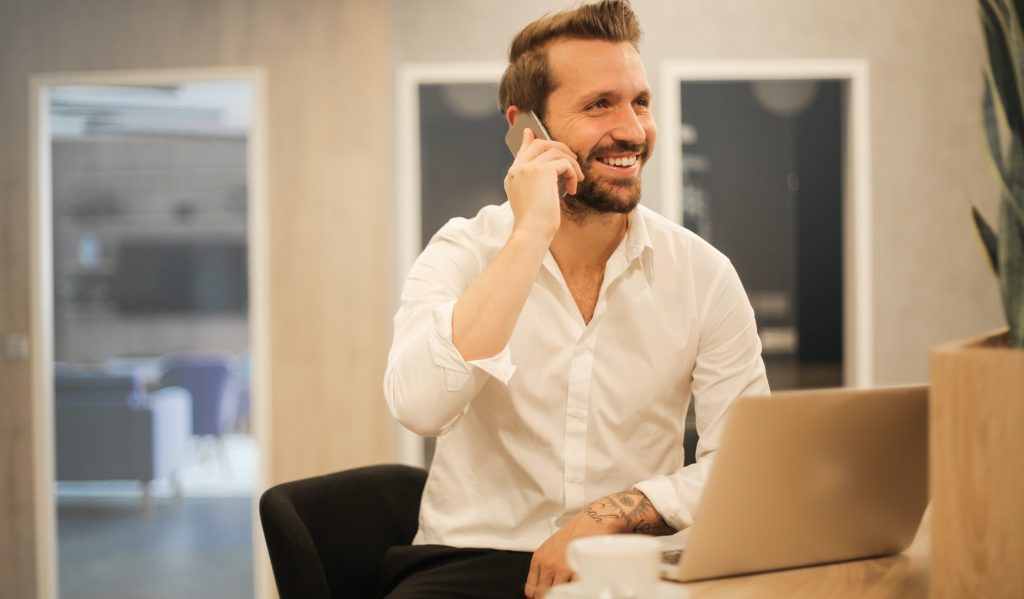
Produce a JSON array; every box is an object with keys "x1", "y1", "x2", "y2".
[
  {"x1": 514, "y1": 127, "x2": 544, "y2": 162},
  {"x1": 527, "y1": 552, "x2": 567, "y2": 599},
  {"x1": 553, "y1": 158, "x2": 579, "y2": 196},
  {"x1": 516, "y1": 136, "x2": 577, "y2": 166},
  {"x1": 534, "y1": 147, "x2": 582, "y2": 177},
  {"x1": 563, "y1": 158, "x2": 583, "y2": 195},
  {"x1": 525, "y1": 556, "x2": 541, "y2": 598},
  {"x1": 546, "y1": 146, "x2": 584, "y2": 185},
  {"x1": 565, "y1": 147, "x2": 584, "y2": 183},
  {"x1": 513, "y1": 137, "x2": 584, "y2": 195},
  {"x1": 535, "y1": 562, "x2": 556, "y2": 598},
  {"x1": 552, "y1": 567, "x2": 574, "y2": 588},
  {"x1": 536, "y1": 157, "x2": 582, "y2": 196},
  {"x1": 521, "y1": 126, "x2": 535, "y2": 146}
]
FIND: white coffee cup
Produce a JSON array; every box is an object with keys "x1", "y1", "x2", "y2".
[{"x1": 566, "y1": 534, "x2": 662, "y2": 599}]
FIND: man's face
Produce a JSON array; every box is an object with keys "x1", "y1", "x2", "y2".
[{"x1": 541, "y1": 38, "x2": 656, "y2": 216}]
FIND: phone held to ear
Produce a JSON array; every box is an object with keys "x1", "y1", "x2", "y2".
[
  {"x1": 504, "y1": 110, "x2": 568, "y2": 198},
  {"x1": 504, "y1": 110, "x2": 553, "y2": 155}
]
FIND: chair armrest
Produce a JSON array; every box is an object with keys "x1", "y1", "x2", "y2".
[{"x1": 260, "y1": 464, "x2": 428, "y2": 599}]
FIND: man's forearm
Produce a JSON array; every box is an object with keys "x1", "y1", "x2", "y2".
[
  {"x1": 583, "y1": 489, "x2": 676, "y2": 536},
  {"x1": 452, "y1": 228, "x2": 550, "y2": 361}
]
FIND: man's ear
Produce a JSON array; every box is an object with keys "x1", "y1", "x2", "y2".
[{"x1": 505, "y1": 106, "x2": 522, "y2": 127}]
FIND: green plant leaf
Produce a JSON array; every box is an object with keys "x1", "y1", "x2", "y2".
[
  {"x1": 1002, "y1": 1, "x2": 1024, "y2": 114},
  {"x1": 998, "y1": 189, "x2": 1024, "y2": 347},
  {"x1": 973, "y1": 205, "x2": 1001, "y2": 274},
  {"x1": 980, "y1": 0, "x2": 1024, "y2": 348},
  {"x1": 989, "y1": 0, "x2": 1024, "y2": 97},
  {"x1": 1006, "y1": 0, "x2": 1024, "y2": 70},
  {"x1": 984, "y1": 75, "x2": 1024, "y2": 232},
  {"x1": 1007, "y1": 136, "x2": 1024, "y2": 231},
  {"x1": 1014, "y1": 0, "x2": 1024, "y2": 34},
  {"x1": 984, "y1": 74, "x2": 1007, "y2": 168},
  {"x1": 981, "y1": 0, "x2": 1024, "y2": 140}
]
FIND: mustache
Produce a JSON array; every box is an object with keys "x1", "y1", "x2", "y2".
[{"x1": 585, "y1": 140, "x2": 649, "y2": 161}]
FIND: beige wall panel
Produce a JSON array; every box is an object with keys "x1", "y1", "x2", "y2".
[
  {"x1": 215, "y1": 0, "x2": 397, "y2": 482},
  {"x1": 1, "y1": 0, "x2": 41, "y2": 596},
  {"x1": 0, "y1": 0, "x2": 393, "y2": 594},
  {"x1": 392, "y1": 0, "x2": 1005, "y2": 384}
]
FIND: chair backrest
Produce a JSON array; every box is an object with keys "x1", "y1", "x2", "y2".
[
  {"x1": 55, "y1": 370, "x2": 143, "y2": 405},
  {"x1": 159, "y1": 354, "x2": 236, "y2": 436},
  {"x1": 259, "y1": 464, "x2": 428, "y2": 599}
]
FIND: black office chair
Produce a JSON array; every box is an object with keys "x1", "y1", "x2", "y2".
[{"x1": 259, "y1": 464, "x2": 428, "y2": 599}]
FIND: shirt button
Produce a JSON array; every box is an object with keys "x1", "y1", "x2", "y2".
[
  {"x1": 569, "y1": 409, "x2": 585, "y2": 420},
  {"x1": 574, "y1": 344, "x2": 586, "y2": 356},
  {"x1": 568, "y1": 473, "x2": 582, "y2": 484}
]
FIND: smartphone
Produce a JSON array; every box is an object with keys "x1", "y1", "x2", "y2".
[
  {"x1": 504, "y1": 110, "x2": 567, "y2": 197},
  {"x1": 505, "y1": 110, "x2": 553, "y2": 155}
]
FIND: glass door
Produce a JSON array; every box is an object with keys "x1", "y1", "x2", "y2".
[{"x1": 48, "y1": 81, "x2": 257, "y2": 598}]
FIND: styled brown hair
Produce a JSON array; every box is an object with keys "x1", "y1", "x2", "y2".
[{"x1": 498, "y1": 0, "x2": 641, "y2": 118}]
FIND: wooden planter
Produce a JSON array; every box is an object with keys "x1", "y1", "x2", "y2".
[{"x1": 930, "y1": 330, "x2": 1024, "y2": 599}]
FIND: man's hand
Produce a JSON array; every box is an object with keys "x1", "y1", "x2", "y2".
[
  {"x1": 504, "y1": 127, "x2": 584, "y2": 241},
  {"x1": 524, "y1": 489, "x2": 674, "y2": 598}
]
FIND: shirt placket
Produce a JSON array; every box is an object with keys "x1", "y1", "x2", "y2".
[
  {"x1": 552, "y1": 240, "x2": 640, "y2": 522},
  {"x1": 563, "y1": 328, "x2": 594, "y2": 513}
]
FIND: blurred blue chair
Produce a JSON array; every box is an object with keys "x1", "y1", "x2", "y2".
[{"x1": 158, "y1": 352, "x2": 239, "y2": 439}]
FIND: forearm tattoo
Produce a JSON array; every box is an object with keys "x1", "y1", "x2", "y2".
[{"x1": 583, "y1": 489, "x2": 675, "y2": 535}]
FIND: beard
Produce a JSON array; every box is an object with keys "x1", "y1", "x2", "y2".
[{"x1": 563, "y1": 140, "x2": 649, "y2": 220}]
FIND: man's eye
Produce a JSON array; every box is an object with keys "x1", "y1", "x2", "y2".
[
  {"x1": 587, "y1": 99, "x2": 610, "y2": 110},
  {"x1": 634, "y1": 97, "x2": 651, "y2": 108}
]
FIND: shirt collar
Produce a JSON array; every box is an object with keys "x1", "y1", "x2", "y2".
[
  {"x1": 624, "y1": 205, "x2": 654, "y2": 262},
  {"x1": 540, "y1": 205, "x2": 656, "y2": 282},
  {"x1": 622, "y1": 206, "x2": 656, "y2": 287}
]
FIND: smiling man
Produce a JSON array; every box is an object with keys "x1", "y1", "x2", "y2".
[{"x1": 383, "y1": 2, "x2": 768, "y2": 597}]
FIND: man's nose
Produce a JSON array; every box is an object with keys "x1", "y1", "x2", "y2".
[{"x1": 610, "y1": 106, "x2": 647, "y2": 144}]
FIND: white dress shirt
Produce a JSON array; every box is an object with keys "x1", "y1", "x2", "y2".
[{"x1": 384, "y1": 202, "x2": 769, "y2": 551}]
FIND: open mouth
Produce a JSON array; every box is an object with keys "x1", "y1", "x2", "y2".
[{"x1": 596, "y1": 155, "x2": 640, "y2": 168}]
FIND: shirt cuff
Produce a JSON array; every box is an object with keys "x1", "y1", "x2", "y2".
[
  {"x1": 429, "y1": 300, "x2": 517, "y2": 390},
  {"x1": 634, "y1": 475, "x2": 694, "y2": 532}
]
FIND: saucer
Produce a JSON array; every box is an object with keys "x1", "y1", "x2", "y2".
[{"x1": 544, "y1": 581, "x2": 680, "y2": 599}]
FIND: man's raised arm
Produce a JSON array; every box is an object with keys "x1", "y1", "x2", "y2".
[
  {"x1": 451, "y1": 127, "x2": 581, "y2": 360},
  {"x1": 384, "y1": 127, "x2": 582, "y2": 436}
]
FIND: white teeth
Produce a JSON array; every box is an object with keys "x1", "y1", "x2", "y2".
[{"x1": 600, "y1": 155, "x2": 638, "y2": 167}]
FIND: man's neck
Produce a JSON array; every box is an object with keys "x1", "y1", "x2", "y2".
[{"x1": 549, "y1": 209, "x2": 630, "y2": 273}]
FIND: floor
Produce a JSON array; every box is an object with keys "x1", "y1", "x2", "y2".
[
  {"x1": 58, "y1": 496, "x2": 253, "y2": 599},
  {"x1": 57, "y1": 435, "x2": 256, "y2": 599}
]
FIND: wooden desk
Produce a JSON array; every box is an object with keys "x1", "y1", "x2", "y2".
[{"x1": 656, "y1": 510, "x2": 930, "y2": 598}]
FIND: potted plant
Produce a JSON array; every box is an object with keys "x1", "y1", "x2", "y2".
[{"x1": 930, "y1": 0, "x2": 1024, "y2": 597}]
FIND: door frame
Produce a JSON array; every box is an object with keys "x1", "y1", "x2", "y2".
[
  {"x1": 394, "y1": 62, "x2": 506, "y2": 467},
  {"x1": 29, "y1": 67, "x2": 273, "y2": 599},
  {"x1": 658, "y1": 59, "x2": 873, "y2": 387}
]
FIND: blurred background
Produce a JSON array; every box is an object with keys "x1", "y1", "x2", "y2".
[{"x1": 0, "y1": 0, "x2": 1002, "y2": 597}]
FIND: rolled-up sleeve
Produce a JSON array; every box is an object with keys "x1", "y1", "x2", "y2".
[
  {"x1": 384, "y1": 226, "x2": 517, "y2": 437},
  {"x1": 634, "y1": 261, "x2": 769, "y2": 531}
]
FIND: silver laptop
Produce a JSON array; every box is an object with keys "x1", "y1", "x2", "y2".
[{"x1": 659, "y1": 385, "x2": 929, "y2": 582}]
